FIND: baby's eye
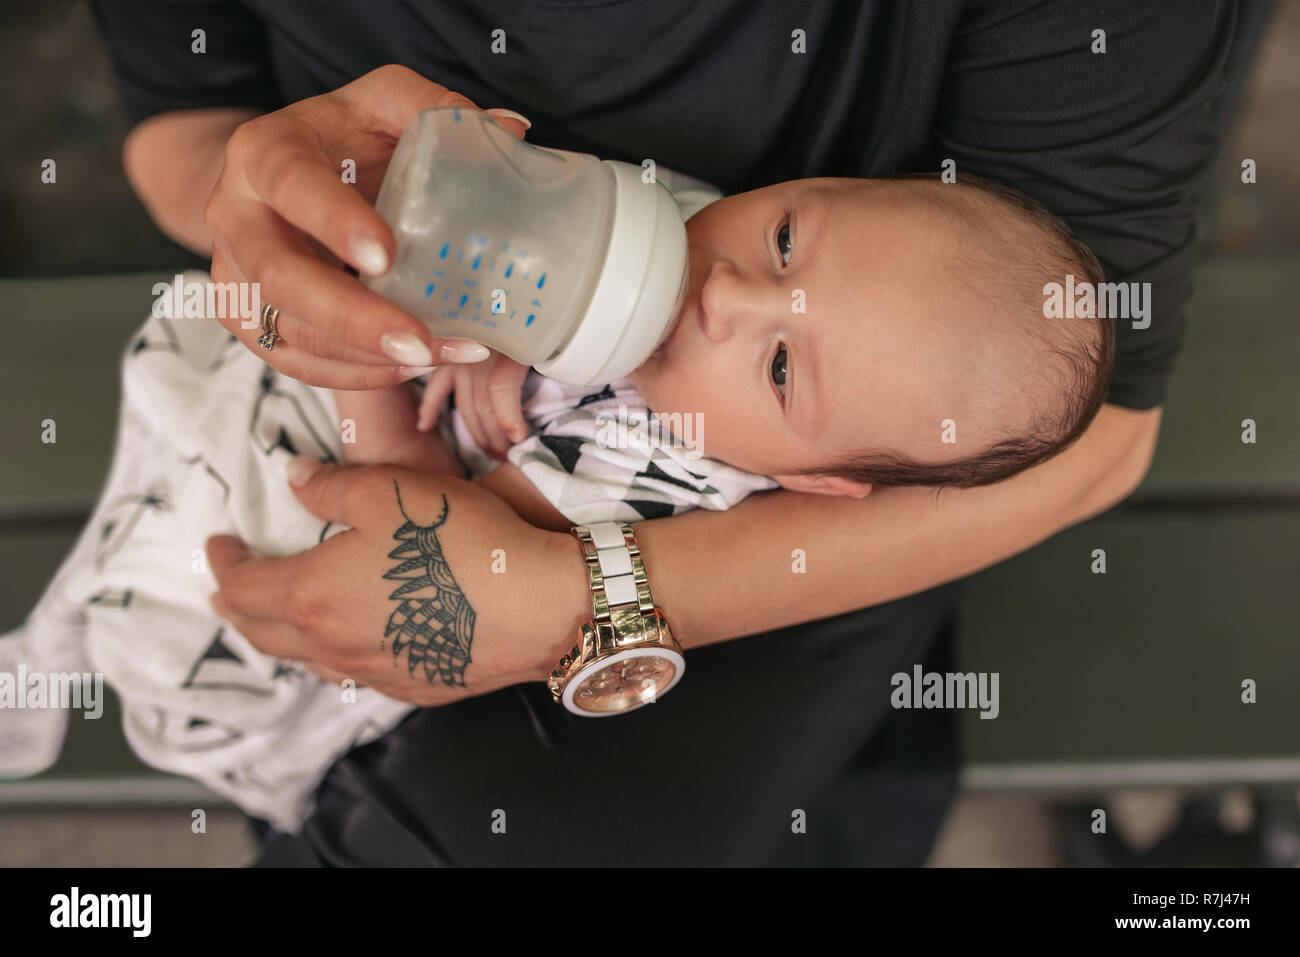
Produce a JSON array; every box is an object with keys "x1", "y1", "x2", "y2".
[
  {"x1": 770, "y1": 344, "x2": 788, "y2": 398},
  {"x1": 776, "y1": 219, "x2": 792, "y2": 267}
]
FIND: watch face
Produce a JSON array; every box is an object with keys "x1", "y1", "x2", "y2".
[{"x1": 566, "y1": 648, "x2": 684, "y2": 715}]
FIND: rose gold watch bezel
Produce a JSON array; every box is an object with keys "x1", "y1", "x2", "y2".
[{"x1": 561, "y1": 645, "x2": 686, "y2": 716}]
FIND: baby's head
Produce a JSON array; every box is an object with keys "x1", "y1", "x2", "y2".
[{"x1": 627, "y1": 174, "x2": 1114, "y2": 495}]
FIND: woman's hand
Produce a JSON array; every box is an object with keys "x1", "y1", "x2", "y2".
[
  {"x1": 204, "y1": 64, "x2": 531, "y2": 389},
  {"x1": 417, "y1": 351, "x2": 532, "y2": 459},
  {"x1": 205, "y1": 459, "x2": 586, "y2": 706}
]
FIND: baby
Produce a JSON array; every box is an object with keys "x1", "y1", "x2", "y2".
[
  {"x1": 1, "y1": 170, "x2": 1111, "y2": 832},
  {"x1": 337, "y1": 172, "x2": 1114, "y2": 532}
]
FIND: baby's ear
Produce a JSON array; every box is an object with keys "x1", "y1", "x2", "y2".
[{"x1": 771, "y1": 472, "x2": 873, "y2": 499}]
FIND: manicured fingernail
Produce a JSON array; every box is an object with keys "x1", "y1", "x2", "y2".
[
  {"x1": 380, "y1": 332, "x2": 435, "y2": 366},
  {"x1": 351, "y1": 235, "x2": 390, "y2": 277},
  {"x1": 398, "y1": 365, "x2": 439, "y2": 380},
  {"x1": 440, "y1": 339, "x2": 490, "y2": 363},
  {"x1": 287, "y1": 456, "x2": 323, "y2": 487},
  {"x1": 511, "y1": 425, "x2": 527, "y2": 441},
  {"x1": 485, "y1": 108, "x2": 532, "y2": 130}
]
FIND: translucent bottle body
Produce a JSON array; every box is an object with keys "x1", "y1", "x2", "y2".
[{"x1": 365, "y1": 107, "x2": 614, "y2": 366}]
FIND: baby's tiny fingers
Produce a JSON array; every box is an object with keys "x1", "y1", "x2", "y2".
[
  {"x1": 487, "y1": 364, "x2": 531, "y2": 444},
  {"x1": 417, "y1": 366, "x2": 456, "y2": 432}
]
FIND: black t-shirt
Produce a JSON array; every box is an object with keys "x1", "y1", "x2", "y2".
[{"x1": 92, "y1": 0, "x2": 1241, "y2": 411}]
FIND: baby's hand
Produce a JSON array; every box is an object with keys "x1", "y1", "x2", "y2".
[{"x1": 417, "y1": 349, "x2": 531, "y2": 460}]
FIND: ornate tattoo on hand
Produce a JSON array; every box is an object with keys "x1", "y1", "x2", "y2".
[{"x1": 383, "y1": 482, "x2": 475, "y2": 687}]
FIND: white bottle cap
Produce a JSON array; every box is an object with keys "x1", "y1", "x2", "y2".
[{"x1": 533, "y1": 160, "x2": 688, "y2": 386}]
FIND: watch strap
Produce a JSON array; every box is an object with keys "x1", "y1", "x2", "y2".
[{"x1": 570, "y1": 521, "x2": 658, "y2": 647}]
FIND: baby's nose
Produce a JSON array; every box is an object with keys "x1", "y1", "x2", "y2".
[{"x1": 698, "y1": 268, "x2": 741, "y2": 343}]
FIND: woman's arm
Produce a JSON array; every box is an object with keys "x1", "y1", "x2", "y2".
[
  {"x1": 208, "y1": 400, "x2": 1158, "y2": 705},
  {"x1": 632, "y1": 403, "x2": 1159, "y2": 647},
  {"x1": 123, "y1": 108, "x2": 256, "y2": 255}
]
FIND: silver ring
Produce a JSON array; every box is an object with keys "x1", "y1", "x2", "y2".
[{"x1": 257, "y1": 302, "x2": 281, "y2": 351}]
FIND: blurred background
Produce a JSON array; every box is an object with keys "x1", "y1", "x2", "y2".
[{"x1": 0, "y1": 0, "x2": 1297, "y2": 866}]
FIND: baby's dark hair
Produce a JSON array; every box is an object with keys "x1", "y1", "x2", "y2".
[{"x1": 807, "y1": 170, "x2": 1115, "y2": 490}]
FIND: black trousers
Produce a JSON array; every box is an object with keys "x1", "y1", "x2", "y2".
[{"x1": 256, "y1": 581, "x2": 962, "y2": 866}]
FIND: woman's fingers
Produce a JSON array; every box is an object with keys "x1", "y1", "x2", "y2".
[
  {"x1": 221, "y1": 196, "x2": 431, "y2": 364},
  {"x1": 210, "y1": 587, "x2": 361, "y2": 686},
  {"x1": 342, "y1": 64, "x2": 486, "y2": 140},
  {"x1": 208, "y1": 250, "x2": 440, "y2": 388},
  {"x1": 209, "y1": 591, "x2": 310, "y2": 662},
  {"x1": 217, "y1": 197, "x2": 491, "y2": 372},
  {"x1": 232, "y1": 116, "x2": 397, "y2": 278},
  {"x1": 206, "y1": 536, "x2": 311, "y2": 637}
]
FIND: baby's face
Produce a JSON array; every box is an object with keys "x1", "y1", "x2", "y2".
[{"x1": 627, "y1": 177, "x2": 1036, "y2": 493}]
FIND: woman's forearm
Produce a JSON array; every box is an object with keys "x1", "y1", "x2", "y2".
[
  {"x1": 564, "y1": 404, "x2": 1161, "y2": 654},
  {"x1": 123, "y1": 107, "x2": 259, "y2": 255}
]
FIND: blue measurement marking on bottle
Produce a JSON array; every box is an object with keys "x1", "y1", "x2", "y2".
[
  {"x1": 526, "y1": 314, "x2": 535, "y2": 326},
  {"x1": 458, "y1": 294, "x2": 469, "y2": 308},
  {"x1": 439, "y1": 243, "x2": 449, "y2": 259},
  {"x1": 463, "y1": 278, "x2": 477, "y2": 287},
  {"x1": 452, "y1": 108, "x2": 461, "y2": 122},
  {"x1": 504, "y1": 263, "x2": 513, "y2": 278},
  {"x1": 537, "y1": 273, "x2": 546, "y2": 289},
  {"x1": 432, "y1": 269, "x2": 445, "y2": 277},
  {"x1": 425, "y1": 283, "x2": 435, "y2": 298},
  {"x1": 471, "y1": 253, "x2": 481, "y2": 270},
  {"x1": 443, "y1": 290, "x2": 450, "y2": 302}
]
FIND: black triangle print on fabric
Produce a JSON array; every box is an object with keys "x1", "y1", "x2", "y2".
[
  {"x1": 206, "y1": 333, "x2": 246, "y2": 371},
  {"x1": 271, "y1": 661, "x2": 302, "y2": 681},
  {"x1": 178, "y1": 453, "x2": 231, "y2": 503},
  {"x1": 94, "y1": 486, "x2": 172, "y2": 570},
  {"x1": 129, "y1": 315, "x2": 181, "y2": 359},
  {"x1": 274, "y1": 427, "x2": 297, "y2": 457},
  {"x1": 201, "y1": 628, "x2": 242, "y2": 662},
  {"x1": 538, "y1": 433, "x2": 586, "y2": 475},
  {"x1": 87, "y1": 588, "x2": 133, "y2": 609},
  {"x1": 249, "y1": 365, "x2": 339, "y2": 464},
  {"x1": 576, "y1": 384, "x2": 615, "y2": 408},
  {"x1": 126, "y1": 708, "x2": 244, "y2": 753},
  {"x1": 625, "y1": 498, "x2": 676, "y2": 520},
  {"x1": 181, "y1": 626, "x2": 275, "y2": 697},
  {"x1": 635, "y1": 455, "x2": 718, "y2": 496}
]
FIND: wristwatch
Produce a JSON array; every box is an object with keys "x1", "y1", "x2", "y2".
[{"x1": 548, "y1": 521, "x2": 685, "y2": 716}]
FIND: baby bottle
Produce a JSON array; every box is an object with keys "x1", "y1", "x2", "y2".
[{"x1": 363, "y1": 107, "x2": 689, "y2": 386}]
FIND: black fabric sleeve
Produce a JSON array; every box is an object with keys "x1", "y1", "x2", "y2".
[
  {"x1": 936, "y1": 0, "x2": 1244, "y2": 410},
  {"x1": 90, "y1": 0, "x2": 283, "y2": 126}
]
